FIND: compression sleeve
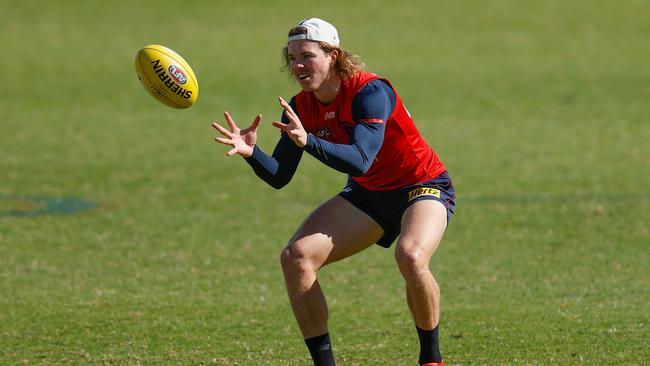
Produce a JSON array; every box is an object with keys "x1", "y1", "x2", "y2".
[
  {"x1": 303, "y1": 79, "x2": 396, "y2": 176},
  {"x1": 244, "y1": 98, "x2": 304, "y2": 189}
]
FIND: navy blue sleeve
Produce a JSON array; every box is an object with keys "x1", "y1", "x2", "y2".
[
  {"x1": 243, "y1": 98, "x2": 303, "y2": 189},
  {"x1": 304, "y1": 79, "x2": 396, "y2": 176}
]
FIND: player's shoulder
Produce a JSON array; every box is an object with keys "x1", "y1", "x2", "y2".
[
  {"x1": 346, "y1": 71, "x2": 381, "y2": 89},
  {"x1": 357, "y1": 79, "x2": 393, "y2": 95},
  {"x1": 352, "y1": 78, "x2": 396, "y2": 109}
]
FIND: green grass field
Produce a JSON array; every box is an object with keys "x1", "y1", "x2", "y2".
[{"x1": 2, "y1": 0, "x2": 648, "y2": 364}]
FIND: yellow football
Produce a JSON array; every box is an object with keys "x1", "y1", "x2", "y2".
[{"x1": 135, "y1": 44, "x2": 199, "y2": 109}]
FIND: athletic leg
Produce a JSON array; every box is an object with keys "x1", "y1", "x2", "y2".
[
  {"x1": 280, "y1": 195, "x2": 383, "y2": 363},
  {"x1": 394, "y1": 199, "x2": 448, "y2": 364}
]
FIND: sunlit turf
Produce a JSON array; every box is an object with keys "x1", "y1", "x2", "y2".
[{"x1": 1, "y1": 1, "x2": 648, "y2": 364}]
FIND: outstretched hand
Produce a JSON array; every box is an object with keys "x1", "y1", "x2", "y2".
[
  {"x1": 212, "y1": 112, "x2": 261, "y2": 158},
  {"x1": 272, "y1": 97, "x2": 308, "y2": 148}
]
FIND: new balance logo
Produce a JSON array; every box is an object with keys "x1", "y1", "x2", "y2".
[{"x1": 325, "y1": 111, "x2": 336, "y2": 120}]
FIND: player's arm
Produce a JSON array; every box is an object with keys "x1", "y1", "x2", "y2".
[
  {"x1": 212, "y1": 110, "x2": 303, "y2": 189},
  {"x1": 303, "y1": 80, "x2": 395, "y2": 176},
  {"x1": 244, "y1": 133, "x2": 303, "y2": 189}
]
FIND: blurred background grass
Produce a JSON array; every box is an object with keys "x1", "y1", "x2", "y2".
[{"x1": 1, "y1": 0, "x2": 648, "y2": 364}]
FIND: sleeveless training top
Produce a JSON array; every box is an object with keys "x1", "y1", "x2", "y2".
[{"x1": 293, "y1": 71, "x2": 446, "y2": 191}]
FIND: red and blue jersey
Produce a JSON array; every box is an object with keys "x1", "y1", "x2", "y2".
[
  {"x1": 295, "y1": 71, "x2": 445, "y2": 190},
  {"x1": 245, "y1": 71, "x2": 446, "y2": 191}
]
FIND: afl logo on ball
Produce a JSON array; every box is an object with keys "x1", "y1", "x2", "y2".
[{"x1": 168, "y1": 65, "x2": 188, "y2": 85}]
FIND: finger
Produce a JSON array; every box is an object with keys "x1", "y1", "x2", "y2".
[
  {"x1": 284, "y1": 110, "x2": 302, "y2": 128},
  {"x1": 278, "y1": 97, "x2": 297, "y2": 118},
  {"x1": 272, "y1": 121, "x2": 288, "y2": 130},
  {"x1": 226, "y1": 147, "x2": 238, "y2": 156},
  {"x1": 212, "y1": 122, "x2": 233, "y2": 137},
  {"x1": 250, "y1": 114, "x2": 262, "y2": 130},
  {"x1": 215, "y1": 137, "x2": 233, "y2": 145},
  {"x1": 223, "y1": 111, "x2": 237, "y2": 131}
]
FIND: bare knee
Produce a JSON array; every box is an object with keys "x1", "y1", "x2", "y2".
[
  {"x1": 280, "y1": 240, "x2": 316, "y2": 276},
  {"x1": 395, "y1": 240, "x2": 431, "y2": 278}
]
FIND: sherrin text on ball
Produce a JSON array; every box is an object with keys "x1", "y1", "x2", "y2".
[{"x1": 135, "y1": 44, "x2": 199, "y2": 109}]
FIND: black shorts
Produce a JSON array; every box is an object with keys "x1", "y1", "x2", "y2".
[{"x1": 338, "y1": 171, "x2": 456, "y2": 248}]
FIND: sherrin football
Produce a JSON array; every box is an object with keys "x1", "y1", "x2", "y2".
[{"x1": 135, "y1": 44, "x2": 199, "y2": 109}]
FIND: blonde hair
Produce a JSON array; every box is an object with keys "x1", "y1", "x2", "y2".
[{"x1": 282, "y1": 26, "x2": 365, "y2": 80}]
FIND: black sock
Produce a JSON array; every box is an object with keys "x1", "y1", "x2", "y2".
[
  {"x1": 305, "y1": 333, "x2": 336, "y2": 366},
  {"x1": 417, "y1": 325, "x2": 442, "y2": 364}
]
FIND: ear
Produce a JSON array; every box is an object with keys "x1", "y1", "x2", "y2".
[{"x1": 329, "y1": 49, "x2": 339, "y2": 65}]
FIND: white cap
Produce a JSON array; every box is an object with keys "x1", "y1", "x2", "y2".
[{"x1": 288, "y1": 18, "x2": 340, "y2": 46}]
